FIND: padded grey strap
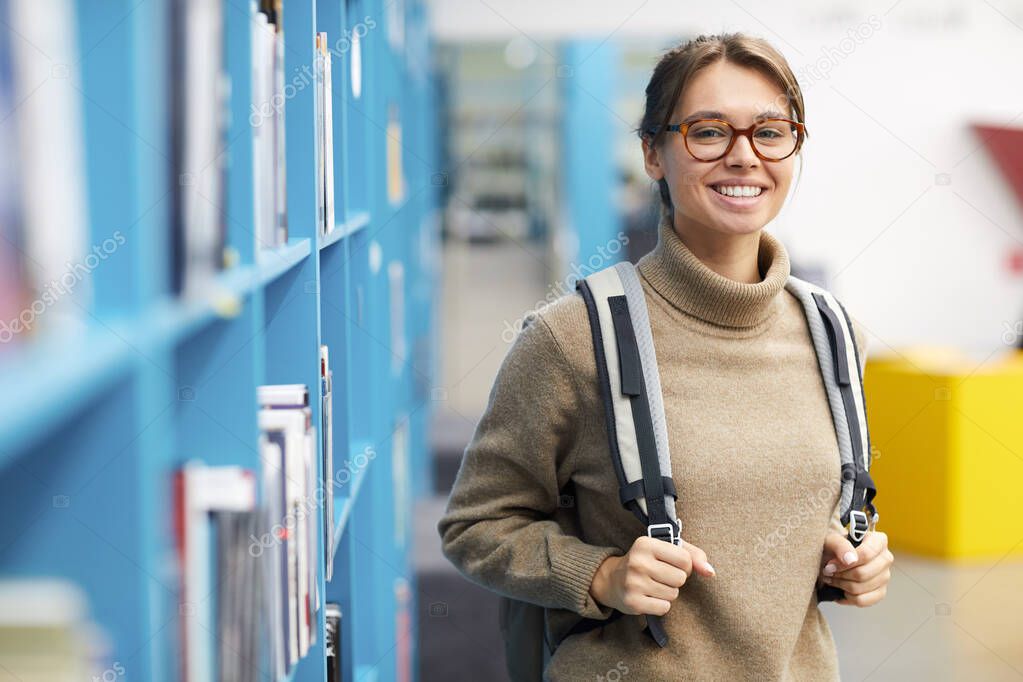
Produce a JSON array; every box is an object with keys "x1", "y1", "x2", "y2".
[
  {"x1": 784, "y1": 275, "x2": 868, "y2": 521},
  {"x1": 615, "y1": 262, "x2": 674, "y2": 507},
  {"x1": 584, "y1": 266, "x2": 679, "y2": 530}
]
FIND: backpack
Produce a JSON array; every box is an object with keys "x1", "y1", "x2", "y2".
[{"x1": 499, "y1": 261, "x2": 878, "y2": 681}]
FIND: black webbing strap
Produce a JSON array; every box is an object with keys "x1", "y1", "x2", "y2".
[
  {"x1": 813, "y1": 292, "x2": 866, "y2": 496},
  {"x1": 608, "y1": 295, "x2": 670, "y2": 531},
  {"x1": 834, "y1": 298, "x2": 875, "y2": 470},
  {"x1": 619, "y1": 476, "x2": 677, "y2": 507},
  {"x1": 608, "y1": 295, "x2": 643, "y2": 396}
]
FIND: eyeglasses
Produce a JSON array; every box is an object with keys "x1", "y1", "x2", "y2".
[{"x1": 656, "y1": 118, "x2": 806, "y2": 162}]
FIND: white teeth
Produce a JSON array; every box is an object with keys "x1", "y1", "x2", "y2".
[{"x1": 713, "y1": 185, "x2": 763, "y2": 197}]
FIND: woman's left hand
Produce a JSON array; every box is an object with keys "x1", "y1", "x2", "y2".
[{"x1": 819, "y1": 530, "x2": 894, "y2": 607}]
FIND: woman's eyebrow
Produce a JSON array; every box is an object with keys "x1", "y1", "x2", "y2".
[{"x1": 680, "y1": 109, "x2": 787, "y2": 124}]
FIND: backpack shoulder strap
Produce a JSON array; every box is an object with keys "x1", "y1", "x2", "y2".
[
  {"x1": 784, "y1": 275, "x2": 878, "y2": 548},
  {"x1": 571, "y1": 261, "x2": 677, "y2": 648}
]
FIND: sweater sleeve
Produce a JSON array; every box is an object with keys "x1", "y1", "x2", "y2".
[
  {"x1": 437, "y1": 311, "x2": 623, "y2": 620},
  {"x1": 829, "y1": 315, "x2": 870, "y2": 536}
]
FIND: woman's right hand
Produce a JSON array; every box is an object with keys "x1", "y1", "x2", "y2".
[{"x1": 589, "y1": 536, "x2": 716, "y2": 616}]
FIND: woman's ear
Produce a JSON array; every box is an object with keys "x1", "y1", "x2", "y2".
[{"x1": 642, "y1": 136, "x2": 664, "y2": 181}]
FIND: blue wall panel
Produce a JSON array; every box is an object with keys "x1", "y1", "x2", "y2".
[
  {"x1": 560, "y1": 40, "x2": 623, "y2": 271},
  {"x1": 0, "y1": 0, "x2": 439, "y2": 680}
]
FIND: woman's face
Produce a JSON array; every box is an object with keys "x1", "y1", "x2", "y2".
[{"x1": 643, "y1": 60, "x2": 797, "y2": 238}]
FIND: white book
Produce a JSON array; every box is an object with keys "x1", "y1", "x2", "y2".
[
  {"x1": 176, "y1": 0, "x2": 226, "y2": 295},
  {"x1": 0, "y1": 578, "x2": 99, "y2": 681},
  {"x1": 8, "y1": 0, "x2": 89, "y2": 333},
  {"x1": 314, "y1": 34, "x2": 326, "y2": 237},
  {"x1": 258, "y1": 434, "x2": 287, "y2": 680},
  {"x1": 295, "y1": 415, "x2": 310, "y2": 658},
  {"x1": 252, "y1": 11, "x2": 276, "y2": 252},
  {"x1": 272, "y1": 29, "x2": 287, "y2": 244},
  {"x1": 304, "y1": 425, "x2": 318, "y2": 649},
  {"x1": 258, "y1": 383, "x2": 309, "y2": 408},
  {"x1": 320, "y1": 345, "x2": 334, "y2": 581},
  {"x1": 178, "y1": 462, "x2": 256, "y2": 682},
  {"x1": 258, "y1": 407, "x2": 311, "y2": 666},
  {"x1": 322, "y1": 43, "x2": 335, "y2": 235}
]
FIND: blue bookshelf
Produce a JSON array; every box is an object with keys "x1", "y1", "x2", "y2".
[{"x1": 0, "y1": 0, "x2": 439, "y2": 680}]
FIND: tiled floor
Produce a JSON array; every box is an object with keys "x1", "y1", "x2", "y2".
[{"x1": 419, "y1": 237, "x2": 1023, "y2": 680}]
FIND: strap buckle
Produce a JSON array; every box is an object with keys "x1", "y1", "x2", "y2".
[
  {"x1": 647, "y1": 522, "x2": 678, "y2": 545},
  {"x1": 848, "y1": 510, "x2": 870, "y2": 542}
]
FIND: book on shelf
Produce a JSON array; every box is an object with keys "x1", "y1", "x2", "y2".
[
  {"x1": 252, "y1": 0, "x2": 287, "y2": 253},
  {"x1": 257, "y1": 383, "x2": 309, "y2": 408},
  {"x1": 268, "y1": 1, "x2": 288, "y2": 246},
  {"x1": 171, "y1": 0, "x2": 229, "y2": 296},
  {"x1": 0, "y1": 0, "x2": 89, "y2": 344},
  {"x1": 322, "y1": 33, "x2": 335, "y2": 237},
  {"x1": 258, "y1": 382, "x2": 319, "y2": 670},
  {"x1": 315, "y1": 32, "x2": 336, "y2": 237},
  {"x1": 0, "y1": 578, "x2": 115, "y2": 682},
  {"x1": 321, "y1": 344, "x2": 334, "y2": 579},
  {"x1": 0, "y1": 5, "x2": 26, "y2": 348},
  {"x1": 386, "y1": 102, "x2": 405, "y2": 205},
  {"x1": 325, "y1": 602, "x2": 342, "y2": 682},
  {"x1": 173, "y1": 461, "x2": 258, "y2": 682},
  {"x1": 252, "y1": 10, "x2": 278, "y2": 253},
  {"x1": 395, "y1": 578, "x2": 412, "y2": 682},
  {"x1": 258, "y1": 434, "x2": 289, "y2": 679},
  {"x1": 314, "y1": 34, "x2": 325, "y2": 240},
  {"x1": 216, "y1": 509, "x2": 264, "y2": 682}
]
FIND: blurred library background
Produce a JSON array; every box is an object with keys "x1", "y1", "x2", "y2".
[{"x1": 1, "y1": 1, "x2": 1022, "y2": 681}]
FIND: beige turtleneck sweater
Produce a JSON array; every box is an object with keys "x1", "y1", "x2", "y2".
[{"x1": 438, "y1": 210, "x2": 868, "y2": 681}]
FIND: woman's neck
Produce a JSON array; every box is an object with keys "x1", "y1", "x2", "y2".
[
  {"x1": 634, "y1": 206, "x2": 790, "y2": 329},
  {"x1": 671, "y1": 209, "x2": 765, "y2": 284}
]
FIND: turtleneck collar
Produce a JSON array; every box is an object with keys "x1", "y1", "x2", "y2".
[{"x1": 636, "y1": 208, "x2": 791, "y2": 329}]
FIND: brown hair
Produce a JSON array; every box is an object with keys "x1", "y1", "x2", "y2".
[{"x1": 637, "y1": 33, "x2": 808, "y2": 213}]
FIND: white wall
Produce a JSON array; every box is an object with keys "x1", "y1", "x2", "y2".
[{"x1": 428, "y1": 0, "x2": 1023, "y2": 359}]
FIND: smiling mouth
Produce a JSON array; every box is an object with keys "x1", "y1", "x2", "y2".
[
  {"x1": 706, "y1": 185, "x2": 769, "y2": 207},
  {"x1": 709, "y1": 184, "x2": 766, "y2": 198}
]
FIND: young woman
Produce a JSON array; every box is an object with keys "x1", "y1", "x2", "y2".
[{"x1": 439, "y1": 32, "x2": 894, "y2": 681}]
